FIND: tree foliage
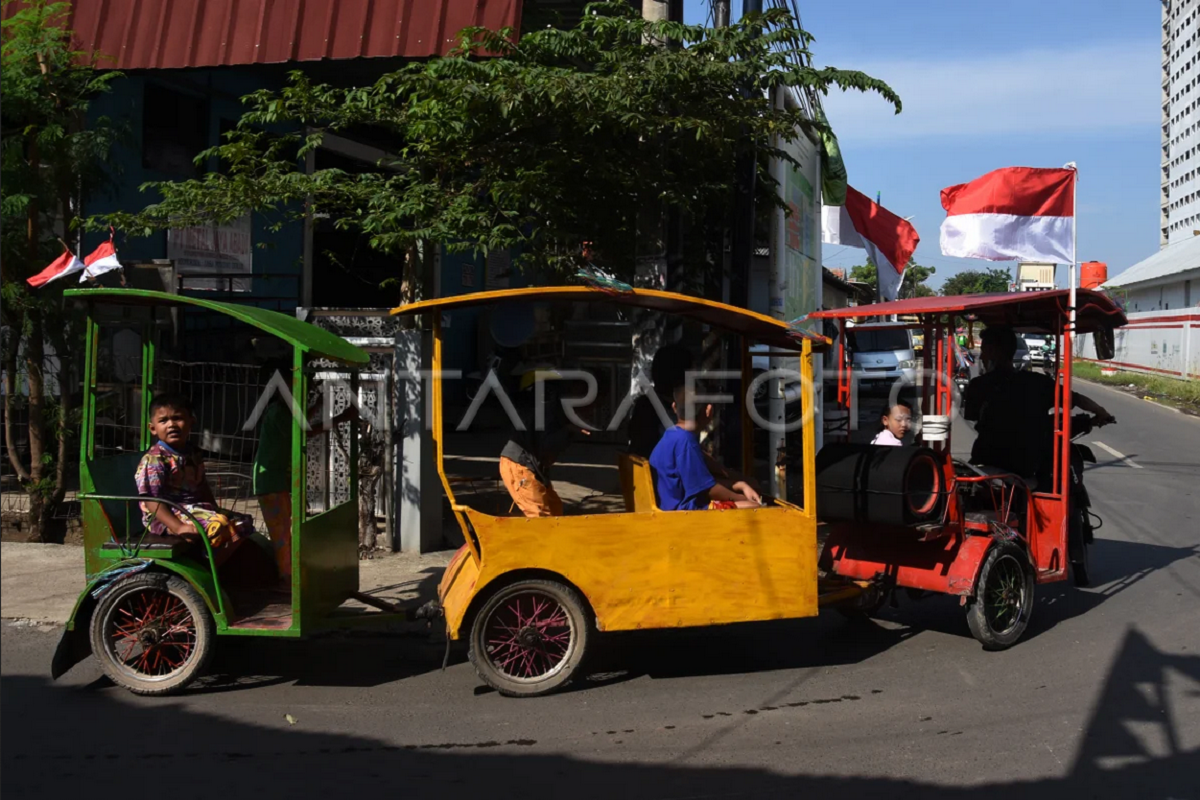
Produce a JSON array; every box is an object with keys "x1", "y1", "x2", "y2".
[
  {"x1": 95, "y1": 2, "x2": 899, "y2": 282},
  {"x1": 847, "y1": 260, "x2": 935, "y2": 299},
  {"x1": 940, "y1": 267, "x2": 1013, "y2": 296},
  {"x1": 1, "y1": 0, "x2": 122, "y2": 540}
]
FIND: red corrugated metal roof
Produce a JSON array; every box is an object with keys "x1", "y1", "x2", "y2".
[
  {"x1": 6, "y1": 0, "x2": 521, "y2": 69},
  {"x1": 810, "y1": 289, "x2": 1127, "y2": 334}
]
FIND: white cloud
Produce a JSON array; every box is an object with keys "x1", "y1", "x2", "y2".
[{"x1": 821, "y1": 41, "x2": 1161, "y2": 144}]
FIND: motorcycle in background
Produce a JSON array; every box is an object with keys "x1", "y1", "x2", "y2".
[{"x1": 1067, "y1": 411, "x2": 1116, "y2": 587}]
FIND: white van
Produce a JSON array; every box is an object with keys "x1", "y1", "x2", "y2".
[{"x1": 847, "y1": 323, "x2": 917, "y2": 393}]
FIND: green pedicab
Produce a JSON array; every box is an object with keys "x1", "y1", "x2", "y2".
[{"x1": 52, "y1": 289, "x2": 423, "y2": 694}]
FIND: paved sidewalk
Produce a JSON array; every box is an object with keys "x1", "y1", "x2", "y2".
[{"x1": 0, "y1": 542, "x2": 456, "y2": 625}]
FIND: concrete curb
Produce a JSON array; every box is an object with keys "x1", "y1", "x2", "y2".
[
  {"x1": 1074, "y1": 377, "x2": 1199, "y2": 420},
  {"x1": 1, "y1": 541, "x2": 455, "y2": 626}
]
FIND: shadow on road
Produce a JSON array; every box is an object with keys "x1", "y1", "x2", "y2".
[
  {"x1": 56, "y1": 534, "x2": 1198, "y2": 695},
  {"x1": 3, "y1": 627, "x2": 1195, "y2": 799},
  {"x1": 1087, "y1": 457, "x2": 1200, "y2": 476},
  {"x1": 869, "y1": 536, "x2": 1200, "y2": 645},
  {"x1": 590, "y1": 613, "x2": 916, "y2": 686}
]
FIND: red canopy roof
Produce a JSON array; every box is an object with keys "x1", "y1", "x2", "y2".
[
  {"x1": 4, "y1": 0, "x2": 521, "y2": 70},
  {"x1": 810, "y1": 289, "x2": 1127, "y2": 334}
]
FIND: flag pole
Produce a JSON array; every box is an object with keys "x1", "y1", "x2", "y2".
[{"x1": 1068, "y1": 164, "x2": 1078, "y2": 332}]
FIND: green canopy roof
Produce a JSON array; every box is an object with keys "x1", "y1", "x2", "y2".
[{"x1": 64, "y1": 288, "x2": 369, "y2": 366}]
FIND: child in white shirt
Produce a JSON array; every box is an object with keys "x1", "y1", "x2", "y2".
[{"x1": 871, "y1": 401, "x2": 912, "y2": 446}]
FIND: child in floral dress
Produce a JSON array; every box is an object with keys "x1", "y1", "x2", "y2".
[{"x1": 135, "y1": 394, "x2": 253, "y2": 563}]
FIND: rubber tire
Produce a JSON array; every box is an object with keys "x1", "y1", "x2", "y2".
[
  {"x1": 966, "y1": 542, "x2": 1035, "y2": 651},
  {"x1": 89, "y1": 573, "x2": 215, "y2": 695},
  {"x1": 469, "y1": 579, "x2": 591, "y2": 698},
  {"x1": 1069, "y1": 506, "x2": 1092, "y2": 588}
]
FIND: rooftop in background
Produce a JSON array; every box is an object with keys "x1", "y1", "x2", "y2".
[
  {"x1": 4, "y1": 0, "x2": 522, "y2": 70},
  {"x1": 1105, "y1": 234, "x2": 1200, "y2": 289}
]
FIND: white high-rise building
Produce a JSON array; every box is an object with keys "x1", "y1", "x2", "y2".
[{"x1": 1163, "y1": 0, "x2": 1200, "y2": 247}]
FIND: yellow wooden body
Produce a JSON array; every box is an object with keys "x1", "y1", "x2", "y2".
[
  {"x1": 421, "y1": 296, "x2": 824, "y2": 641},
  {"x1": 439, "y1": 503, "x2": 819, "y2": 639}
]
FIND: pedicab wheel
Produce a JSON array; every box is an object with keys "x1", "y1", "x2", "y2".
[
  {"x1": 89, "y1": 573, "x2": 214, "y2": 695},
  {"x1": 966, "y1": 542, "x2": 1035, "y2": 651},
  {"x1": 469, "y1": 579, "x2": 591, "y2": 698},
  {"x1": 1068, "y1": 507, "x2": 1092, "y2": 588}
]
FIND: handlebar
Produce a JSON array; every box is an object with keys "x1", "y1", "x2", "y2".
[{"x1": 1071, "y1": 412, "x2": 1115, "y2": 440}]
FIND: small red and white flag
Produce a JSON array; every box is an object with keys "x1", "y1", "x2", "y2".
[
  {"x1": 26, "y1": 247, "x2": 85, "y2": 288},
  {"x1": 822, "y1": 186, "x2": 920, "y2": 301},
  {"x1": 939, "y1": 166, "x2": 1075, "y2": 264},
  {"x1": 80, "y1": 238, "x2": 122, "y2": 281}
]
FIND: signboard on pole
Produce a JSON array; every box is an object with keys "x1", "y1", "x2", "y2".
[
  {"x1": 768, "y1": 88, "x2": 822, "y2": 333},
  {"x1": 168, "y1": 215, "x2": 253, "y2": 291}
]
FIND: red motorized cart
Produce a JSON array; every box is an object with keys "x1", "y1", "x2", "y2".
[{"x1": 811, "y1": 289, "x2": 1126, "y2": 649}]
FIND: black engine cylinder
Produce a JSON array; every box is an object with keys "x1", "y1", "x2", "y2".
[{"x1": 816, "y1": 443, "x2": 945, "y2": 526}]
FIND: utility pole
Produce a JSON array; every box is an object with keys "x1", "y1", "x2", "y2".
[
  {"x1": 729, "y1": 0, "x2": 762, "y2": 311},
  {"x1": 642, "y1": 0, "x2": 669, "y2": 25},
  {"x1": 631, "y1": 0, "x2": 684, "y2": 397},
  {"x1": 722, "y1": 0, "x2": 762, "y2": 465},
  {"x1": 713, "y1": 0, "x2": 730, "y2": 27}
]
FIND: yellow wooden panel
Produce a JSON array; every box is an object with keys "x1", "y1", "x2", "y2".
[
  {"x1": 616, "y1": 453, "x2": 658, "y2": 512},
  {"x1": 440, "y1": 505, "x2": 819, "y2": 639},
  {"x1": 440, "y1": 544, "x2": 481, "y2": 637}
]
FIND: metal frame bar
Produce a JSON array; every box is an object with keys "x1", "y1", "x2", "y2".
[
  {"x1": 740, "y1": 334, "x2": 754, "y2": 477},
  {"x1": 291, "y1": 344, "x2": 306, "y2": 596},
  {"x1": 139, "y1": 321, "x2": 156, "y2": 450},
  {"x1": 81, "y1": 311, "x2": 98, "y2": 462},
  {"x1": 800, "y1": 339, "x2": 816, "y2": 516}
]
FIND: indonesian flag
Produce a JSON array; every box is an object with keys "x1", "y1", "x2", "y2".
[
  {"x1": 939, "y1": 166, "x2": 1075, "y2": 263},
  {"x1": 26, "y1": 248, "x2": 86, "y2": 287},
  {"x1": 821, "y1": 186, "x2": 920, "y2": 301},
  {"x1": 80, "y1": 238, "x2": 122, "y2": 281}
]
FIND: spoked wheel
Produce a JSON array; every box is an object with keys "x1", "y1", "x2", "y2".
[
  {"x1": 89, "y1": 573, "x2": 214, "y2": 695},
  {"x1": 966, "y1": 542, "x2": 1035, "y2": 651},
  {"x1": 469, "y1": 579, "x2": 591, "y2": 698}
]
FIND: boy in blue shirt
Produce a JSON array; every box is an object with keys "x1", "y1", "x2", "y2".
[{"x1": 649, "y1": 386, "x2": 763, "y2": 511}]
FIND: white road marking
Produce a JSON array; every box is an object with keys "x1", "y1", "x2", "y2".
[{"x1": 1093, "y1": 441, "x2": 1144, "y2": 469}]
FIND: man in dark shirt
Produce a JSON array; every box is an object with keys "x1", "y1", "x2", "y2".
[{"x1": 964, "y1": 326, "x2": 1113, "y2": 483}]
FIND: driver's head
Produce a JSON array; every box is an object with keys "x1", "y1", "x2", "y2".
[
  {"x1": 651, "y1": 343, "x2": 693, "y2": 396},
  {"x1": 673, "y1": 385, "x2": 714, "y2": 431},
  {"x1": 980, "y1": 326, "x2": 1018, "y2": 369}
]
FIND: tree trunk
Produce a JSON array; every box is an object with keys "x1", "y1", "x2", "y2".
[
  {"x1": 358, "y1": 466, "x2": 381, "y2": 553},
  {"x1": 3, "y1": 310, "x2": 31, "y2": 482},
  {"x1": 358, "y1": 427, "x2": 384, "y2": 554},
  {"x1": 25, "y1": 308, "x2": 49, "y2": 541},
  {"x1": 401, "y1": 243, "x2": 419, "y2": 306},
  {"x1": 23, "y1": 135, "x2": 51, "y2": 541}
]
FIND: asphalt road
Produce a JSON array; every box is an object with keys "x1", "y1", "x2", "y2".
[{"x1": 3, "y1": 381, "x2": 1198, "y2": 799}]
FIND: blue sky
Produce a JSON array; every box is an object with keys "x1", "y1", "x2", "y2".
[{"x1": 682, "y1": 0, "x2": 1163, "y2": 288}]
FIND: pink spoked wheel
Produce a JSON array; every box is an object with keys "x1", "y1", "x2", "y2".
[
  {"x1": 469, "y1": 579, "x2": 591, "y2": 697},
  {"x1": 89, "y1": 573, "x2": 214, "y2": 695}
]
